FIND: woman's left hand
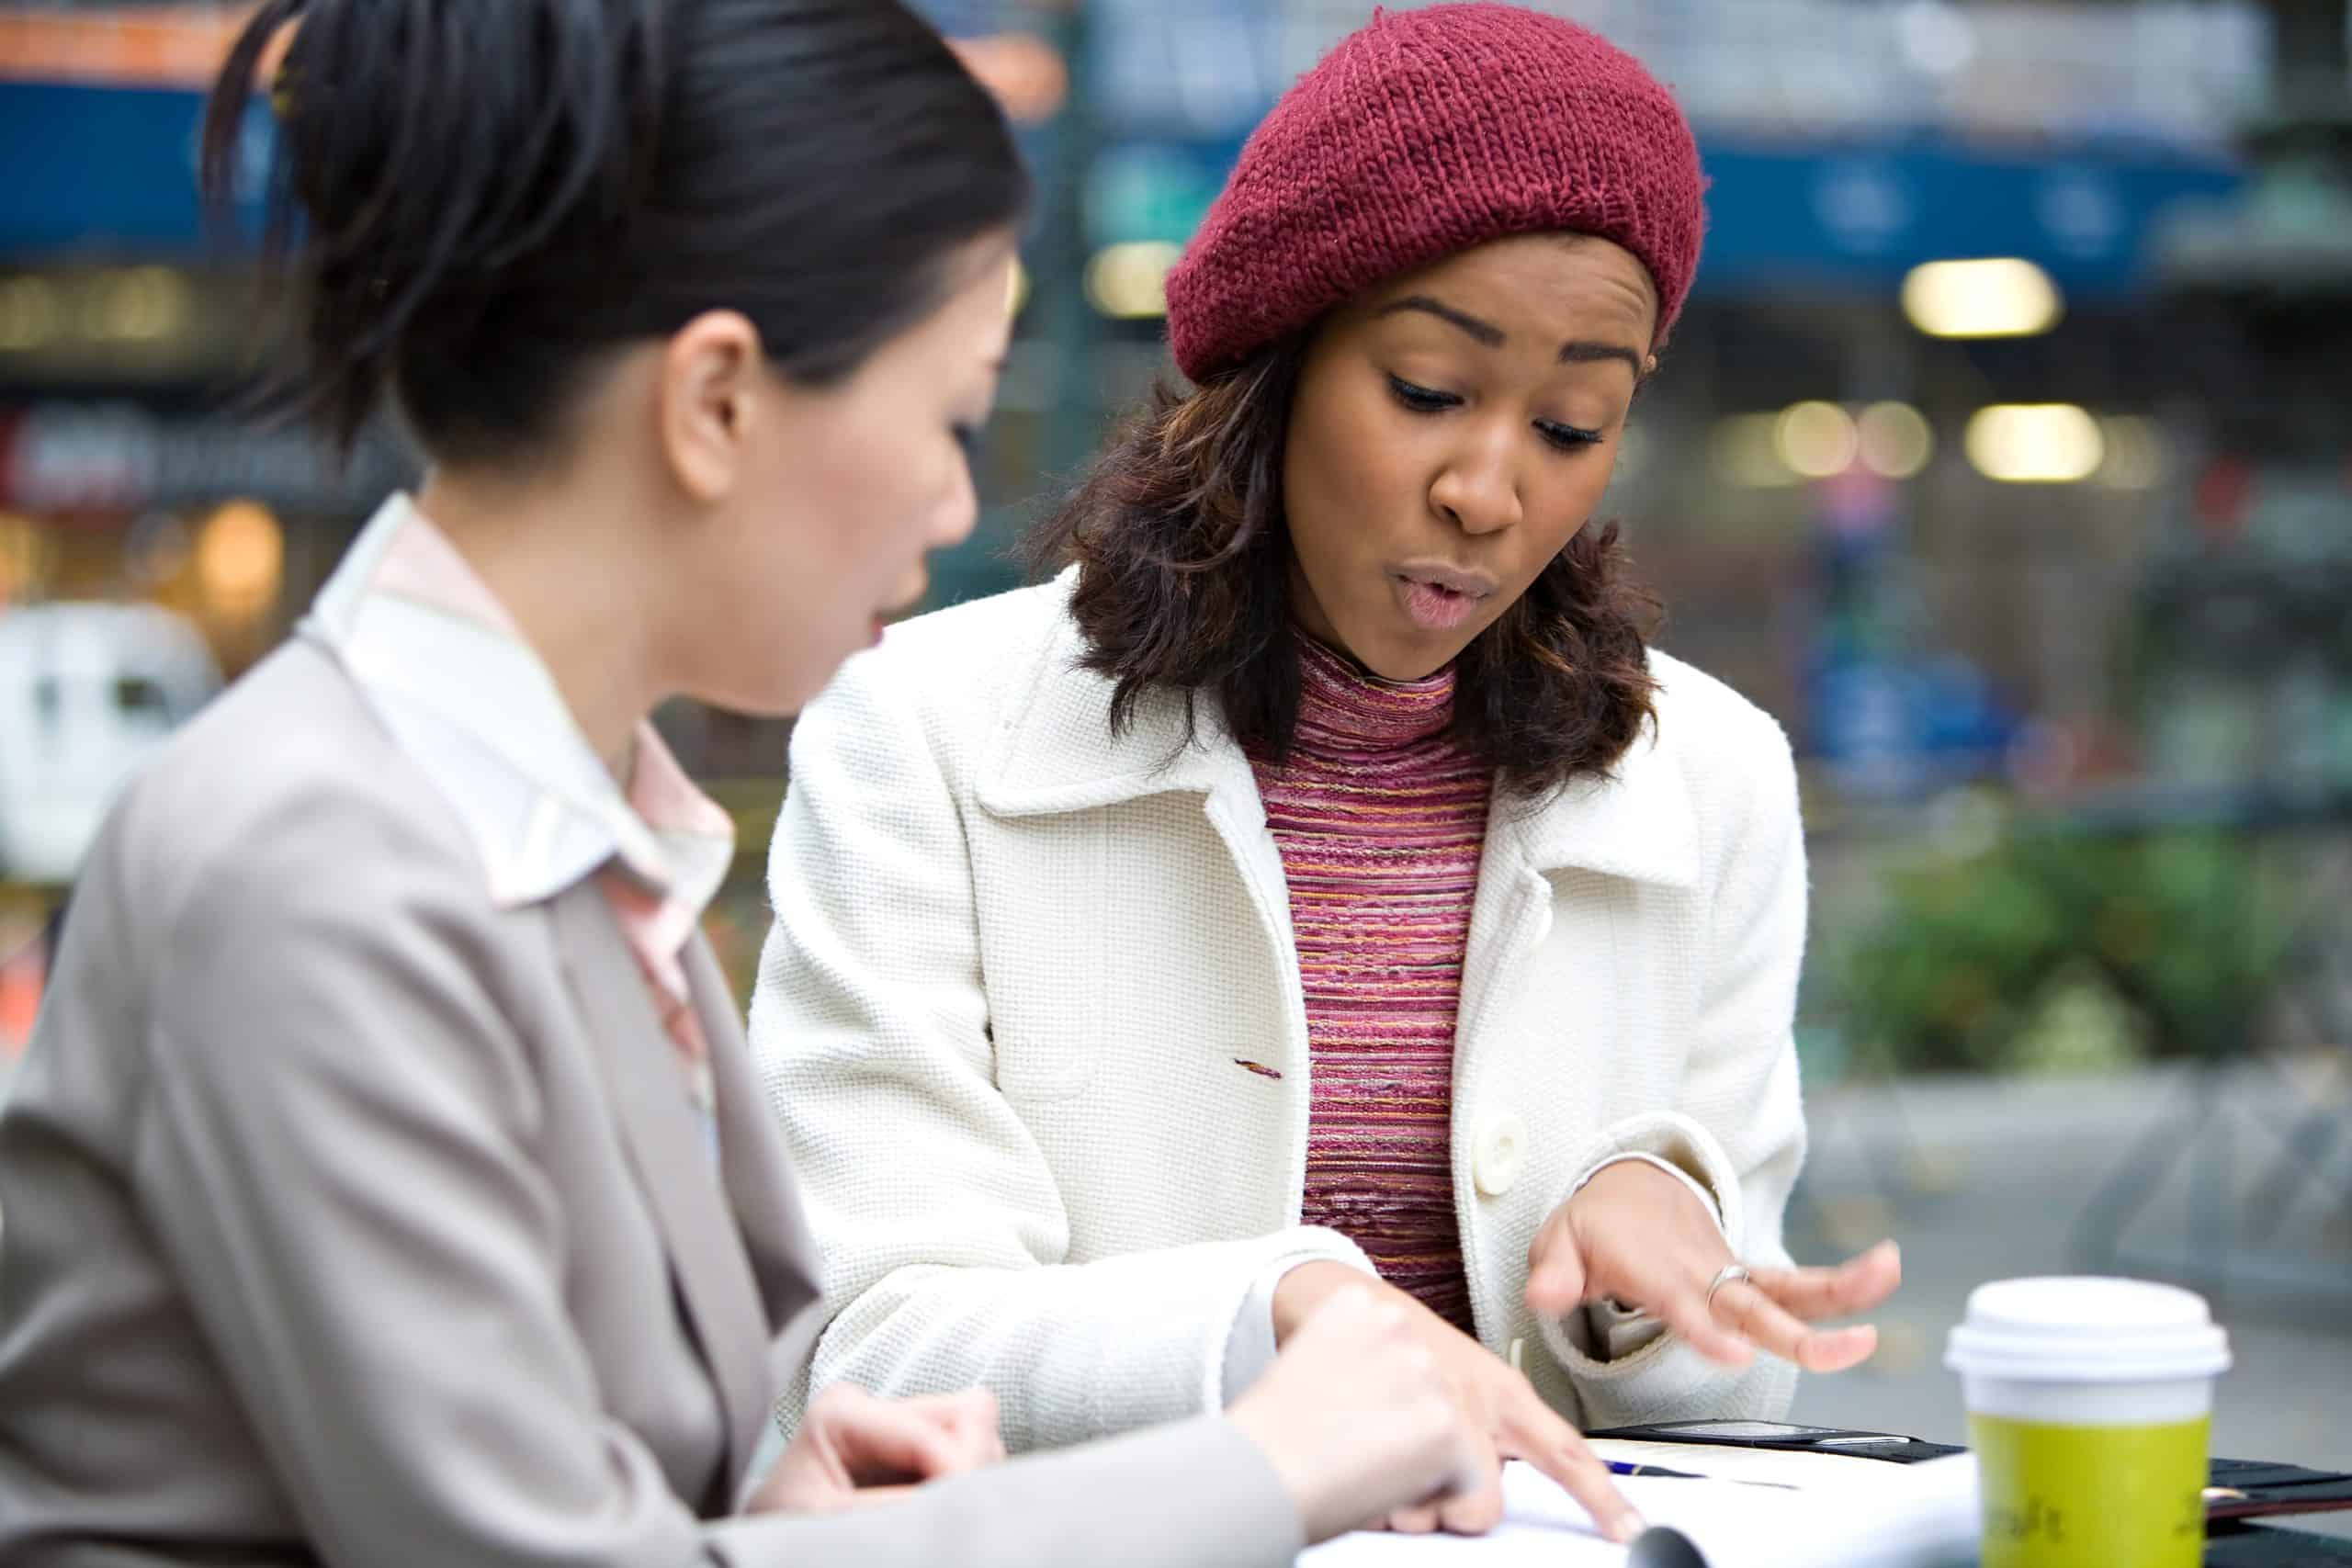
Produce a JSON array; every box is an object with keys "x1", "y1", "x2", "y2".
[
  {"x1": 1522, "y1": 1160, "x2": 1901, "y2": 1372},
  {"x1": 746, "y1": 1383, "x2": 1007, "y2": 1515}
]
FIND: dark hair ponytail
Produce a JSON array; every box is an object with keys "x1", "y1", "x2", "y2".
[{"x1": 202, "y1": 0, "x2": 1029, "y2": 463}]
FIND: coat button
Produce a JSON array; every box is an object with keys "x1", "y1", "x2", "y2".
[{"x1": 1474, "y1": 1113, "x2": 1529, "y2": 1197}]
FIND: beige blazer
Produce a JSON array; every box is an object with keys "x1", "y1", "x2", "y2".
[{"x1": 0, "y1": 635, "x2": 1300, "y2": 1568}]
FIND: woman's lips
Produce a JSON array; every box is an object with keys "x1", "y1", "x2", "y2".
[{"x1": 1395, "y1": 573, "x2": 1487, "y2": 633}]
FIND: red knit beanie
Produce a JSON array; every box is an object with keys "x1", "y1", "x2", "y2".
[{"x1": 1164, "y1": 3, "x2": 1706, "y2": 382}]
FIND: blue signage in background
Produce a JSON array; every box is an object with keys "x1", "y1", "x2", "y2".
[
  {"x1": 1083, "y1": 131, "x2": 2240, "y2": 304},
  {"x1": 0, "y1": 54, "x2": 2240, "y2": 305},
  {"x1": 0, "y1": 0, "x2": 1005, "y2": 256},
  {"x1": 1071, "y1": 0, "x2": 2247, "y2": 305},
  {"x1": 0, "y1": 6, "x2": 1028, "y2": 265},
  {"x1": 0, "y1": 82, "x2": 271, "y2": 258},
  {"x1": 1699, "y1": 140, "x2": 2240, "y2": 301}
]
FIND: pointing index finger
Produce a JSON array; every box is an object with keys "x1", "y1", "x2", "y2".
[{"x1": 1500, "y1": 1383, "x2": 1645, "y2": 1545}]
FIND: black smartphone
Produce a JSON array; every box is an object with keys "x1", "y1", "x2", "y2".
[{"x1": 1585, "y1": 1420, "x2": 1963, "y2": 1463}]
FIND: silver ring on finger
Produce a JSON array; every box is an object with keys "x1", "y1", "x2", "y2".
[{"x1": 1704, "y1": 1262, "x2": 1752, "y2": 1313}]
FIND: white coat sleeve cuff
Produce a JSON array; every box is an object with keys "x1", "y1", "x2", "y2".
[
  {"x1": 1537, "y1": 1111, "x2": 1745, "y2": 1376},
  {"x1": 1567, "y1": 1151, "x2": 1726, "y2": 1234},
  {"x1": 1560, "y1": 1153, "x2": 1730, "y2": 1360},
  {"x1": 1218, "y1": 1265, "x2": 1288, "y2": 1406},
  {"x1": 1208, "y1": 1233, "x2": 1376, "y2": 1412}
]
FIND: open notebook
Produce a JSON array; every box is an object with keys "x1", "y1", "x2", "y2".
[{"x1": 1296, "y1": 1441, "x2": 1981, "y2": 1568}]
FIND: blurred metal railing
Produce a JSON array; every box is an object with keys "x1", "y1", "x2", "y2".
[{"x1": 2049, "y1": 782, "x2": 2352, "y2": 1311}]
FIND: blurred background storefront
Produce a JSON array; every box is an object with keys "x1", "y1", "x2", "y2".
[{"x1": 1, "y1": 0, "x2": 2347, "y2": 1486}]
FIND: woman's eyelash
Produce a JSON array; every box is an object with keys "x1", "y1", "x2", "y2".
[
  {"x1": 1388, "y1": 374, "x2": 1605, "y2": 452},
  {"x1": 1385, "y1": 374, "x2": 1460, "y2": 412},
  {"x1": 1536, "y1": 420, "x2": 1605, "y2": 451}
]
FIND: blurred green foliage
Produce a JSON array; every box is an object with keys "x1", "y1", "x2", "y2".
[{"x1": 1835, "y1": 824, "x2": 2288, "y2": 1074}]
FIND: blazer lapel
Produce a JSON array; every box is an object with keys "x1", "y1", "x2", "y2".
[
  {"x1": 971, "y1": 597, "x2": 1313, "y2": 1097},
  {"x1": 973, "y1": 573, "x2": 1233, "y2": 819},
  {"x1": 969, "y1": 579, "x2": 1294, "y2": 981},
  {"x1": 687, "y1": 935, "x2": 823, "y2": 1332},
  {"x1": 550, "y1": 886, "x2": 773, "y2": 1505},
  {"x1": 1515, "y1": 716, "x2": 1701, "y2": 888}
]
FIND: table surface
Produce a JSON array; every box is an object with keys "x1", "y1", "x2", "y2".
[{"x1": 2206, "y1": 1520, "x2": 2352, "y2": 1565}]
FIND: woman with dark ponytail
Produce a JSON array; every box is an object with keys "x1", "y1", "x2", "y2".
[{"x1": 0, "y1": 4, "x2": 1488, "y2": 1563}]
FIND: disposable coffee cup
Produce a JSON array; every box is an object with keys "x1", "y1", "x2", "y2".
[{"x1": 1946, "y1": 1277, "x2": 2230, "y2": 1568}]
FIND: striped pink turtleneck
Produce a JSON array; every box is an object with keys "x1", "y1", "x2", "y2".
[{"x1": 1250, "y1": 638, "x2": 1491, "y2": 1333}]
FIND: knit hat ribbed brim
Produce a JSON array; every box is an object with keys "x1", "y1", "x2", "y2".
[{"x1": 1164, "y1": 3, "x2": 1707, "y2": 381}]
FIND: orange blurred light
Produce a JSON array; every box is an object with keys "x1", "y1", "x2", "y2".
[
  {"x1": 196, "y1": 499, "x2": 283, "y2": 620},
  {"x1": 0, "y1": 6, "x2": 289, "y2": 89}
]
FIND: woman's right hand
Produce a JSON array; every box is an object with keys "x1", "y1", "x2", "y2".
[{"x1": 1264, "y1": 1261, "x2": 1644, "y2": 1544}]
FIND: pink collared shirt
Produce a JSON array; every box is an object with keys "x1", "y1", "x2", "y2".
[{"x1": 310, "y1": 495, "x2": 736, "y2": 1112}]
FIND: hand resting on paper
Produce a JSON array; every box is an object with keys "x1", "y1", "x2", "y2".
[
  {"x1": 1525, "y1": 1160, "x2": 1902, "y2": 1374},
  {"x1": 1228, "y1": 1283, "x2": 1497, "y2": 1543},
  {"x1": 1272, "y1": 1265, "x2": 1646, "y2": 1545}
]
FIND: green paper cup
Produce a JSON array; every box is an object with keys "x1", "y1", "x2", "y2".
[{"x1": 1947, "y1": 1278, "x2": 2231, "y2": 1568}]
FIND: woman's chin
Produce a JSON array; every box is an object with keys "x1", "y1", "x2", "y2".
[
  {"x1": 1326, "y1": 616, "x2": 1472, "y2": 683},
  {"x1": 698, "y1": 649, "x2": 841, "y2": 721}
]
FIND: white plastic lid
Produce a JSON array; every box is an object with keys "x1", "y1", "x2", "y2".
[{"x1": 1944, "y1": 1276, "x2": 2232, "y2": 1383}]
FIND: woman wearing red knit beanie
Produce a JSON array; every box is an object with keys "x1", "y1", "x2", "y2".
[{"x1": 753, "y1": 3, "x2": 1900, "y2": 1540}]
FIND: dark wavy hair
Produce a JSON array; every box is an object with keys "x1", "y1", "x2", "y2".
[{"x1": 1024, "y1": 333, "x2": 1663, "y2": 797}]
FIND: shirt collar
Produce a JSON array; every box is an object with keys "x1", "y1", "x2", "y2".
[
  {"x1": 1286, "y1": 635, "x2": 1457, "y2": 755},
  {"x1": 305, "y1": 493, "x2": 734, "y2": 912}
]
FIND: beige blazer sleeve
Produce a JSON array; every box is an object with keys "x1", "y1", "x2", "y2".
[{"x1": 117, "y1": 775, "x2": 1300, "y2": 1568}]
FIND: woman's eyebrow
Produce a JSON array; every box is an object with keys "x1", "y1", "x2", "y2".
[{"x1": 1377, "y1": 295, "x2": 1644, "y2": 378}]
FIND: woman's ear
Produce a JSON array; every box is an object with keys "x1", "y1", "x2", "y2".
[{"x1": 657, "y1": 310, "x2": 767, "y2": 505}]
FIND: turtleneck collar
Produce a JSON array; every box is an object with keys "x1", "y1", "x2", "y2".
[{"x1": 1288, "y1": 635, "x2": 1457, "y2": 756}]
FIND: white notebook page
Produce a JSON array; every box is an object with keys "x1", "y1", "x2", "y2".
[{"x1": 1296, "y1": 1452, "x2": 1979, "y2": 1568}]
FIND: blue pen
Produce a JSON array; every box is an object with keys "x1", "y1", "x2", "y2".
[{"x1": 1605, "y1": 1461, "x2": 1798, "y2": 1491}]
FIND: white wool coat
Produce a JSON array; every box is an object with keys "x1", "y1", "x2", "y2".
[{"x1": 749, "y1": 577, "x2": 1808, "y2": 1450}]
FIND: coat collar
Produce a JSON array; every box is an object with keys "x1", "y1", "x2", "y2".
[
  {"x1": 974, "y1": 583, "x2": 1700, "y2": 889},
  {"x1": 304, "y1": 493, "x2": 733, "y2": 914}
]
